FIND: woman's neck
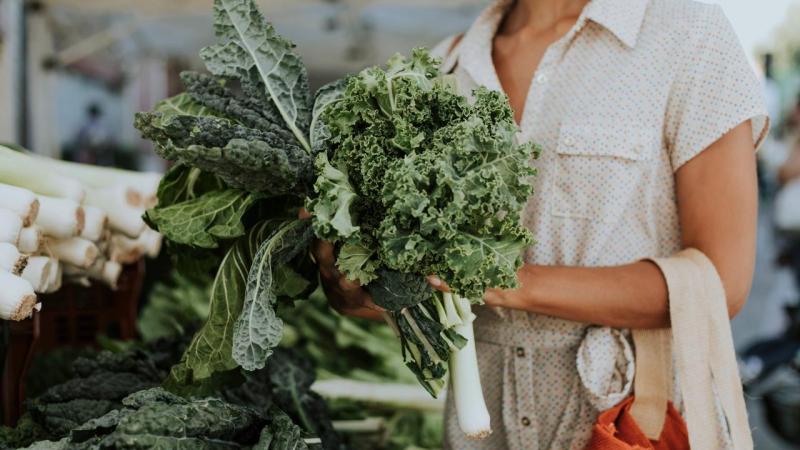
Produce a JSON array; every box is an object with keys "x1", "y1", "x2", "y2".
[{"x1": 500, "y1": 0, "x2": 590, "y2": 35}]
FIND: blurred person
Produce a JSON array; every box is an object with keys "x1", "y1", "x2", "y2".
[
  {"x1": 778, "y1": 95, "x2": 800, "y2": 186},
  {"x1": 313, "y1": 0, "x2": 768, "y2": 448},
  {"x1": 68, "y1": 102, "x2": 112, "y2": 165}
]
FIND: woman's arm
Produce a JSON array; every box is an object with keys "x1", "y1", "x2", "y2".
[{"x1": 434, "y1": 121, "x2": 759, "y2": 329}]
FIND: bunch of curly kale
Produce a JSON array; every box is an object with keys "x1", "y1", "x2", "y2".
[{"x1": 133, "y1": 0, "x2": 537, "y2": 440}]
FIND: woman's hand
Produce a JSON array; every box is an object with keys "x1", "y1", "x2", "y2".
[
  {"x1": 301, "y1": 208, "x2": 384, "y2": 321},
  {"x1": 426, "y1": 266, "x2": 537, "y2": 310}
]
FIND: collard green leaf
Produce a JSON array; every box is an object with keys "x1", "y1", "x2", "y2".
[
  {"x1": 232, "y1": 219, "x2": 313, "y2": 371},
  {"x1": 167, "y1": 220, "x2": 283, "y2": 385},
  {"x1": 202, "y1": 0, "x2": 312, "y2": 153},
  {"x1": 145, "y1": 188, "x2": 258, "y2": 249}
]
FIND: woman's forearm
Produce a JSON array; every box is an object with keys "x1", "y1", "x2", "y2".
[{"x1": 485, "y1": 261, "x2": 670, "y2": 329}]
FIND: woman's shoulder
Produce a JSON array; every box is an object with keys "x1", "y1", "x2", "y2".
[
  {"x1": 429, "y1": 34, "x2": 464, "y2": 60},
  {"x1": 644, "y1": 0, "x2": 733, "y2": 41}
]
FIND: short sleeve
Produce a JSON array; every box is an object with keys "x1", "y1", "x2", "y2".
[{"x1": 664, "y1": 5, "x2": 769, "y2": 172}]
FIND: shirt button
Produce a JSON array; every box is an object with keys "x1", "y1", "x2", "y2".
[
  {"x1": 563, "y1": 136, "x2": 575, "y2": 146},
  {"x1": 515, "y1": 347, "x2": 525, "y2": 357},
  {"x1": 521, "y1": 416, "x2": 531, "y2": 427},
  {"x1": 535, "y1": 73, "x2": 548, "y2": 84}
]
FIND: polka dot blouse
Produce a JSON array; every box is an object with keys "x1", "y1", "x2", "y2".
[{"x1": 431, "y1": 0, "x2": 769, "y2": 448}]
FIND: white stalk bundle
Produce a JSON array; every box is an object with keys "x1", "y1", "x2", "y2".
[
  {"x1": 0, "y1": 242, "x2": 28, "y2": 275},
  {"x1": 20, "y1": 256, "x2": 54, "y2": 293},
  {"x1": 0, "y1": 145, "x2": 85, "y2": 202},
  {"x1": 85, "y1": 187, "x2": 146, "y2": 238},
  {"x1": 43, "y1": 258, "x2": 63, "y2": 293},
  {"x1": 36, "y1": 196, "x2": 84, "y2": 239},
  {"x1": 140, "y1": 228, "x2": 163, "y2": 258},
  {"x1": 0, "y1": 184, "x2": 39, "y2": 226},
  {"x1": 30, "y1": 155, "x2": 160, "y2": 205},
  {"x1": 80, "y1": 206, "x2": 108, "y2": 242},
  {"x1": 18, "y1": 226, "x2": 43, "y2": 253},
  {"x1": 49, "y1": 237, "x2": 99, "y2": 269},
  {"x1": 0, "y1": 209, "x2": 23, "y2": 244},
  {"x1": 65, "y1": 258, "x2": 122, "y2": 290},
  {"x1": 0, "y1": 271, "x2": 38, "y2": 321},
  {"x1": 108, "y1": 233, "x2": 146, "y2": 264}
]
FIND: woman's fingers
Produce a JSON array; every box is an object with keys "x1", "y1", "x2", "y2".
[
  {"x1": 427, "y1": 275, "x2": 451, "y2": 292},
  {"x1": 298, "y1": 207, "x2": 312, "y2": 219}
]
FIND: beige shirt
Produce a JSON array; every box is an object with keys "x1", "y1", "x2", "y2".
[{"x1": 433, "y1": 0, "x2": 768, "y2": 448}]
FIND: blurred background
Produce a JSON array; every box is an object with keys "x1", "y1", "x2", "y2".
[{"x1": 1, "y1": 0, "x2": 800, "y2": 448}]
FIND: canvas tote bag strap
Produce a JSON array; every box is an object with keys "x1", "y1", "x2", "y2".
[
  {"x1": 630, "y1": 328, "x2": 673, "y2": 439},
  {"x1": 632, "y1": 249, "x2": 752, "y2": 450}
]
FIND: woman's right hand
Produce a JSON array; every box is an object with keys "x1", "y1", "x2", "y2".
[{"x1": 310, "y1": 238, "x2": 385, "y2": 321}]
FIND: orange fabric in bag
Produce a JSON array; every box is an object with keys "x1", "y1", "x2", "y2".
[{"x1": 585, "y1": 397, "x2": 690, "y2": 450}]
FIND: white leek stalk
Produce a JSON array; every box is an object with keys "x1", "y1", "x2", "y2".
[
  {"x1": 0, "y1": 242, "x2": 27, "y2": 275},
  {"x1": 0, "y1": 145, "x2": 85, "y2": 202},
  {"x1": 49, "y1": 237, "x2": 99, "y2": 269},
  {"x1": 42, "y1": 258, "x2": 63, "y2": 293},
  {"x1": 0, "y1": 209, "x2": 23, "y2": 244},
  {"x1": 140, "y1": 228, "x2": 163, "y2": 258},
  {"x1": 20, "y1": 256, "x2": 54, "y2": 293},
  {"x1": 445, "y1": 293, "x2": 491, "y2": 439},
  {"x1": 65, "y1": 258, "x2": 122, "y2": 290},
  {"x1": 0, "y1": 184, "x2": 39, "y2": 226},
  {"x1": 108, "y1": 233, "x2": 145, "y2": 264},
  {"x1": 18, "y1": 226, "x2": 43, "y2": 253},
  {"x1": 36, "y1": 196, "x2": 84, "y2": 239},
  {"x1": 29, "y1": 155, "x2": 160, "y2": 204},
  {"x1": 0, "y1": 271, "x2": 38, "y2": 321},
  {"x1": 85, "y1": 187, "x2": 146, "y2": 237},
  {"x1": 80, "y1": 206, "x2": 108, "y2": 242}
]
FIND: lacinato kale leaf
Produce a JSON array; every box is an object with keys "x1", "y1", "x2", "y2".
[
  {"x1": 168, "y1": 219, "x2": 286, "y2": 386},
  {"x1": 233, "y1": 219, "x2": 314, "y2": 371}
]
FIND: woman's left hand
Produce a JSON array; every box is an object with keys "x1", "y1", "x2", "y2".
[{"x1": 426, "y1": 269, "x2": 533, "y2": 310}]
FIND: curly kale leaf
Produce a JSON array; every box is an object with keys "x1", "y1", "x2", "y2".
[
  {"x1": 232, "y1": 219, "x2": 314, "y2": 371},
  {"x1": 202, "y1": 0, "x2": 312, "y2": 152}
]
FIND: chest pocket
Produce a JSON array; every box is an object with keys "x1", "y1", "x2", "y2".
[{"x1": 551, "y1": 125, "x2": 656, "y2": 221}]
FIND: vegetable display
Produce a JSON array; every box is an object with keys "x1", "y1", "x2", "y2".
[
  {"x1": 134, "y1": 0, "x2": 537, "y2": 440},
  {"x1": 0, "y1": 144, "x2": 163, "y2": 319}
]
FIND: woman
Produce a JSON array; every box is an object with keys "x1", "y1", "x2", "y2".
[{"x1": 313, "y1": 0, "x2": 769, "y2": 448}]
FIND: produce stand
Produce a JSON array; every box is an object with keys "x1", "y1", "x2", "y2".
[{"x1": 0, "y1": 260, "x2": 145, "y2": 426}]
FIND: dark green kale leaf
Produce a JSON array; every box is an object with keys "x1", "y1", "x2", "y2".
[
  {"x1": 232, "y1": 220, "x2": 314, "y2": 371},
  {"x1": 167, "y1": 219, "x2": 286, "y2": 387},
  {"x1": 265, "y1": 349, "x2": 342, "y2": 450},
  {"x1": 366, "y1": 269, "x2": 432, "y2": 312}
]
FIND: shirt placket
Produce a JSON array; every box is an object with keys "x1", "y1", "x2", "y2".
[{"x1": 510, "y1": 24, "x2": 583, "y2": 449}]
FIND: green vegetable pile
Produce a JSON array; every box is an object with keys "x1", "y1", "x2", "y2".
[
  {"x1": 1, "y1": 335, "x2": 341, "y2": 449},
  {"x1": 133, "y1": 0, "x2": 537, "y2": 440}
]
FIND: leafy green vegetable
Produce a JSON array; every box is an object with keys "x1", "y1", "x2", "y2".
[
  {"x1": 233, "y1": 220, "x2": 314, "y2": 370},
  {"x1": 168, "y1": 220, "x2": 284, "y2": 386},
  {"x1": 146, "y1": 188, "x2": 258, "y2": 249},
  {"x1": 202, "y1": 0, "x2": 312, "y2": 153},
  {"x1": 138, "y1": 273, "x2": 211, "y2": 343}
]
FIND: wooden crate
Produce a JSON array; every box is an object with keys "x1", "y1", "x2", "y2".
[{"x1": 1, "y1": 260, "x2": 145, "y2": 426}]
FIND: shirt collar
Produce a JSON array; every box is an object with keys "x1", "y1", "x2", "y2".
[
  {"x1": 583, "y1": 0, "x2": 650, "y2": 48},
  {"x1": 456, "y1": 0, "x2": 650, "y2": 89}
]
